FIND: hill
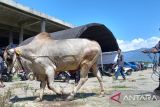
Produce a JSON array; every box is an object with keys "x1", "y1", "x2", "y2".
[{"x1": 123, "y1": 48, "x2": 157, "y2": 62}]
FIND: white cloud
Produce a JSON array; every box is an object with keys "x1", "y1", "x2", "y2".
[{"x1": 117, "y1": 36, "x2": 160, "y2": 52}]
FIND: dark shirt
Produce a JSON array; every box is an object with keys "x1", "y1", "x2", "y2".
[
  {"x1": 117, "y1": 53, "x2": 124, "y2": 67},
  {"x1": 0, "y1": 56, "x2": 3, "y2": 73}
]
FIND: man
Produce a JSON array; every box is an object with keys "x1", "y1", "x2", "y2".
[
  {"x1": 114, "y1": 49, "x2": 126, "y2": 80},
  {"x1": 143, "y1": 40, "x2": 160, "y2": 93},
  {"x1": 0, "y1": 54, "x2": 5, "y2": 88}
]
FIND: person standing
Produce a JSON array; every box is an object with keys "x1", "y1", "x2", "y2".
[
  {"x1": 0, "y1": 56, "x2": 5, "y2": 88},
  {"x1": 143, "y1": 40, "x2": 160, "y2": 93},
  {"x1": 114, "y1": 49, "x2": 126, "y2": 80}
]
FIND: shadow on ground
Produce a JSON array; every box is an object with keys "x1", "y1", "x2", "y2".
[{"x1": 10, "y1": 92, "x2": 96, "y2": 103}]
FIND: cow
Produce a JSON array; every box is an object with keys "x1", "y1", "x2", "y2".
[{"x1": 4, "y1": 32, "x2": 105, "y2": 101}]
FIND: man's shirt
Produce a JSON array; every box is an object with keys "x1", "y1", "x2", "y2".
[{"x1": 117, "y1": 53, "x2": 124, "y2": 67}]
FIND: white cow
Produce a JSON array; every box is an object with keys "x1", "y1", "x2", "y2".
[{"x1": 4, "y1": 32, "x2": 105, "y2": 101}]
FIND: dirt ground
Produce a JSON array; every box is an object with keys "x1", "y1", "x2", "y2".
[{"x1": 0, "y1": 68, "x2": 160, "y2": 107}]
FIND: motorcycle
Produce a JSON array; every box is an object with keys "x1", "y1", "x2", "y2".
[
  {"x1": 17, "y1": 70, "x2": 28, "y2": 81},
  {"x1": 55, "y1": 71, "x2": 71, "y2": 82},
  {"x1": 1, "y1": 61, "x2": 12, "y2": 82}
]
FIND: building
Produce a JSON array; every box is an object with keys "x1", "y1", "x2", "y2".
[
  {"x1": 0, "y1": 0, "x2": 119, "y2": 54},
  {"x1": 0, "y1": 0, "x2": 73, "y2": 47}
]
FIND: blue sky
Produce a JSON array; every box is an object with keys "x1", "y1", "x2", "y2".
[{"x1": 16, "y1": 0, "x2": 160, "y2": 51}]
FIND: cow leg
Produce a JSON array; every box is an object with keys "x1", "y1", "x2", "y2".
[
  {"x1": 45, "y1": 66, "x2": 63, "y2": 95},
  {"x1": 91, "y1": 64, "x2": 105, "y2": 97},
  {"x1": 67, "y1": 64, "x2": 89, "y2": 100},
  {"x1": 35, "y1": 80, "x2": 46, "y2": 102}
]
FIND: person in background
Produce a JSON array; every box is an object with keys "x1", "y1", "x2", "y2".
[
  {"x1": 75, "y1": 70, "x2": 80, "y2": 86},
  {"x1": 0, "y1": 55, "x2": 5, "y2": 88},
  {"x1": 143, "y1": 40, "x2": 160, "y2": 94},
  {"x1": 114, "y1": 49, "x2": 126, "y2": 80}
]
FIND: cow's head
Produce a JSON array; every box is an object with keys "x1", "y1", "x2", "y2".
[{"x1": 3, "y1": 48, "x2": 21, "y2": 73}]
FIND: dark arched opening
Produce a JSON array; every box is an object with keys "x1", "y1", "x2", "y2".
[{"x1": 79, "y1": 24, "x2": 119, "y2": 52}]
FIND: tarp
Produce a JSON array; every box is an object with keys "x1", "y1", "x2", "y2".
[
  {"x1": 51, "y1": 23, "x2": 119, "y2": 52},
  {"x1": 21, "y1": 23, "x2": 119, "y2": 52},
  {"x1": 102, "y1": 51, "x2": 118, "y2": 64}
]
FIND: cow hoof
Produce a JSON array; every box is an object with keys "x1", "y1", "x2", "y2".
[
  {"x1": 35, "y1": 97, "x2": 42, "y2": 102},
  {"x1": 66, "y1": 94, "x2": 74, "y2": 101},
  {"x1": 56, "y1": 93, "x2": 62, "y2": 96},
  {"x1": 99, "y1": 92, "x2": 105, "y2": 97},
  {"x1": 61, "y1": 90, "x2": 70, "y2": 95}
]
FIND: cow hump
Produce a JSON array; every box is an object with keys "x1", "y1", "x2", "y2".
[{"x1": 35, "y1": 32, "x2": 51, "y2": 40}]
